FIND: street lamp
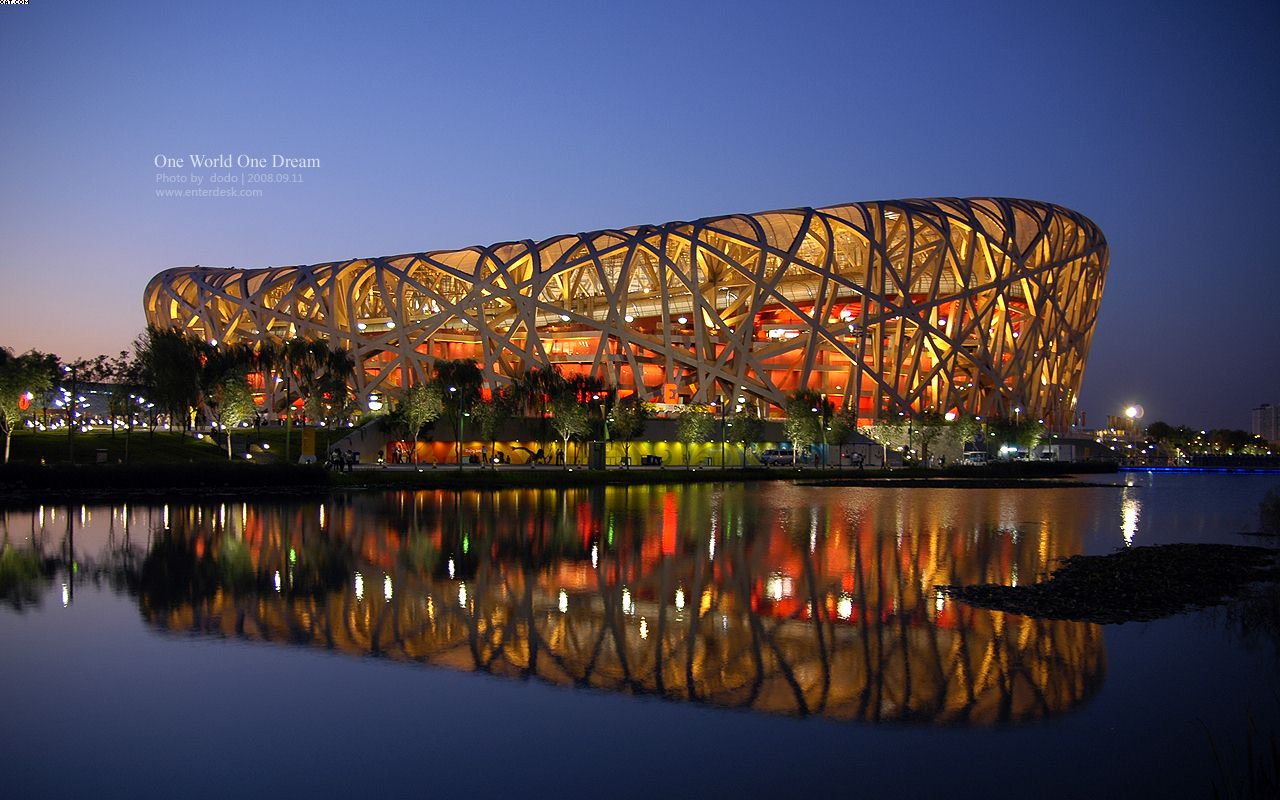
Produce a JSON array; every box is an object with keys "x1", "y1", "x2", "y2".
[
  {"x1": 62, "y1": 363, "x2": 77, "y2": 463},
  {"x1": 449, "y1": 386, "x2": 463, "y2": 472},
  {"x1": 716, "y1": 395, "x2": 727, "y2": 467}
]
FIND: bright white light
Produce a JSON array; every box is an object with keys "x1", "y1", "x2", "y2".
[
  {"x1": 675, "y1": 588, "x2": 686, "y2": 611},
  {"x1": 61, "y1": 583, "x2": 70, "y2": 607},
  {"x1": 621, "y1": 588, "x2": 633, "y2": 615},
  {"x1": 458, "y1": 584, "x2": 468, "y2": 607},
  {"x1": 837, "y1": 594, "x2": 853, "y2": 620},
  {"x1": 765, "y1": 574, "x2": 793, "y2": 601},
  {"x1": 639, "y1": 617, "x2": 648, "y2": 639},
  {"x1": 944, "y1": 411, "x2": 957, "y2": 421},
  {"x1": 386, "y1": 321, "x2": 395, "y2": 329},
  {"x1": 677, "y1": 316, "x2": 688, "y2": 325},
  {"x1": 274, "y1": 571, "x2": 282, "y2": 592},
  {"x1": 624, "y1": 314, "x2": 634, "y2": 323},
  {"x1": 558, "y1": 590, "x2": 568, "y2": 613},
  {"x1": 384, "y1": 575, "x2": 393, "y2": 600},
  {"x1": 560, "y1": 314, "x2": 570, "y2": 322},
  {"x1": 591, "y1": 544, "x2": 598, "y2": 569},
  {"x1": 354, "y1": 572, "x2": 365, "y2": 601},
  {"x1": 447, "y1": 558, "x2": 456, "y2": 579},
  {"x1": 356, "y1": 322, "x2": 367, "y2": 331}
]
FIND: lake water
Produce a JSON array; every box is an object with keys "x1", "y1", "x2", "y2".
[{"x1": 1, "y1": 473, "x2": 1276, "y2": 798}]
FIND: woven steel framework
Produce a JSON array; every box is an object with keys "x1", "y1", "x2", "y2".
[{"x1": 143, "y1": 197, "x2": 1107, "y2": 424}]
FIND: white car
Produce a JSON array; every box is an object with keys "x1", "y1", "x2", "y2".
[{"x1": 758, "y1": 449, "x2": 796, "y2": 466}]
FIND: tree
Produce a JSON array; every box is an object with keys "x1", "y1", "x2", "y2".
[
  {"x1": 511, "y1": 365, "x2": 566, "y2": 452},
  {"x1": 277, "y1": 339, "x2": 358, "y2": 457},
  {"x1": 862, "y1": 417, "x2": 907, "y2": 468},
  {"x1": 1146, "y1": 420, "x2": 1173, "y2": 443},
  {"x1": 608, "y1": 395, "x2": 649, "y2": 467},
  {"x1": 471, "y1": 387, "x2": 514, "y2": 466},
  {"x1": 434, "y1": 359, "x2": 483, "y2": 414},
  {"x1": 434, "y1": 359, "x2": 484, "y2": 466},
  {"x1": 0, "y1": 348, "x2": 57, "y2": 464},
  {"x1": 987, "y1": 415, "x2": 1045, "y2": 454},
  {"x1": 826, "y1": 408, "x2": 859, "y2": 465},
  {"x1": 549, "y1": 391, "x2": 590, "y2": 467},
  {"x1": 319, "y1": 346, "x2": 357, "y2": 426},
  {"x1": 784, "y1": 389, "x2": 827, "y2": 466},
  {"x1": 676, "y1": 407, "x2": 715, "y2": 467},
  {"x1": 207, "y1": 376, "x2": 256, "y2": 459},
  {"x1": 198, "y1": 342, "x2": 255, "y2": 459},
  {"x1": 727, "y1": 409, "x2": 765, "y2": 468},
  {"x1": 401, "y1": 382, "x2": 443, "y2": 464},
  {"x1": 137, "y1": 326, "x2": 202, "y2": 434},
  {"x1": 104, "y1": 348, "x2": 143, "y2": 440},
  {"x1": 913, "y1": 412, "x2": 948, "y2": 465}
]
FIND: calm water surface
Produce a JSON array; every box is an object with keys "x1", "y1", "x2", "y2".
[{"x1": 1, "y1": 473, "x2": 1276, "y2": 798}]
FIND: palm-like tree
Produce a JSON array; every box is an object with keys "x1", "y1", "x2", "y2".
[
  {"x1": 433, "y1": 359, "x2": 483, "y2": 466},
  {"x1": 510, "y1": 365, "x2": 566, "y2": 453}
]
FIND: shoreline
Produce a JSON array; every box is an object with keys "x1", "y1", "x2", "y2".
[{"x1": 0, "y1": 460, "x2": 1120, "y2": 506}]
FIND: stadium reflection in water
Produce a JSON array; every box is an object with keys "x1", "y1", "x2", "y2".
[{"x1": 14, "y1": 484, "x2": 1106, "y2": 724}]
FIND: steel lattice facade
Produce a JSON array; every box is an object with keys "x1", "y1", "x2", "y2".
[{"x1": 143, "y1": 197, "x2": 1107, "y2": 425}]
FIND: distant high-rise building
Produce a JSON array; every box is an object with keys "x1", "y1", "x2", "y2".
[{"x1": 1253, "y1": 403, "x2": 1279, "y2": 443}]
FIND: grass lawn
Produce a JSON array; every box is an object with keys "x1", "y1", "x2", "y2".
[
  {"x1": 4, "y1": 423, "x2": 363, "y2": 467},
  {"x1": 6, "y1": 429, "x2": 229, "y2": 465}
]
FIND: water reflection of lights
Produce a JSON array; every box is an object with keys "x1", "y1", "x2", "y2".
[
  {"x1": 1121, "y1": 488, "x2": 1141, "y2": 546},
  {"x1": 766, "y1": 574, "x2": 793, "y2": 601},
  {"x1": 43, "y1": 488, "x2": 1106, "y2": 725},
  {"x1": 61, "y1": 583, "x2": 70, "y2": 607}
]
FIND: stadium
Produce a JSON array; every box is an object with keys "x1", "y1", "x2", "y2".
[{"x1": 143, "y1": 197, "x2": 1107, "y2": 427}]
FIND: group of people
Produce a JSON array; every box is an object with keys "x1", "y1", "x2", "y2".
[{"x1": 326, "y1": 448, "x2": 360, "y2": 471}]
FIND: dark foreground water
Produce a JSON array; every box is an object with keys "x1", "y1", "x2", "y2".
[{"x1": 1, "y1": 473, "x2": 1276, "y2": 798}]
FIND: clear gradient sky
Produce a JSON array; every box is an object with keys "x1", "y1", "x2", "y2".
[{"x1": 2, "y1": 0, "x2": 1277, "y2": 429}]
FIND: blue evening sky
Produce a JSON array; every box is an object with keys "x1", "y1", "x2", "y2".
[{"x1": 1, "y1": 0, "x2": 1277, "y2": 428}]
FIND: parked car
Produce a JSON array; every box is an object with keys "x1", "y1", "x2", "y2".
[
  {"x1": 960, "y1": 450, "x2": 989, "y2": 465},
  {"x1": 758, "y1": 449, "x2": 796, "y2": 466}
]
